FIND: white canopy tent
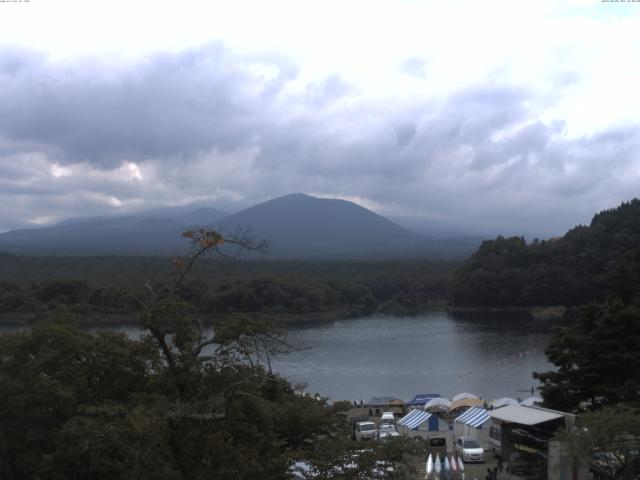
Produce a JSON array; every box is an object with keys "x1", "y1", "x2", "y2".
[
  {"x1": 491, "y1": 397, "x2": 519, "y2": 409},
  {"x1": 451, "y1": 397, "x2": 483, "y2": 411},
  {"x1": 424, "y1": 397, "x2": 452, "y2": 411},
  {"x1": 452, "y1": 392, "x2": 479, "y2": 402}
]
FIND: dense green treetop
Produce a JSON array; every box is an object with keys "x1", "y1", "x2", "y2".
[
  {"x1": 451, "y1": 199, "x2": 640, "y2": 307},
  {"x1": 0, "y1": 229, "x2": 422, "y2": 479},
  {"x1": 555, "y1": 405, "x2": 640, "y2": 480},
  {"x1": 0, "y1": 316, "x2": 350, "y2": 479},
  {"x1": 534, "y1": 301, "x2": 640, "y2": 412}
]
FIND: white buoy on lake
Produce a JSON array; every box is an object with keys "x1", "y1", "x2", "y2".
[
  {"x1": 434, "y1": 453, "x2": 442, "y2": 478},
  {"x1": 426, "y1": 453, "x2": 433, "y2": 479},
  {"x1": 457, "y1": 456, "x2": 465, "y2": 480},
  {"x1": 450, "y1": 455, "x2": 457, "y2": 471},
  {"x1": 444, "y1": 455, "x2": 450, "y2": 473}
]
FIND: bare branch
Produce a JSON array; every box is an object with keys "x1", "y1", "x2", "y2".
[
  {"x1": 148, "y1": 325, "x2": 177, "y2": 369},
  {"x1": 169, "y1": 243, "x2": 210, "y2": 299},
  {"x1": 193, "y1": 337, "x2": 220, "y2": 358},
  {"x1": 260, "y1": 337, "x2": 272, "y2": 373},
  {"x1": 144, "y1": 281, "x2": 157, "y2": 301},
  {"x1": 117, "y1": 287, "x2": 151, "y2": 315}
]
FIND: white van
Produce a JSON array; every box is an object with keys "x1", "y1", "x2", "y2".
[
  {"x1": 354, "y1": 421, "x2": 378, "y2": 441},
  {"x1": 380, "y1": 412, "x2": 396, "y2": 427}
]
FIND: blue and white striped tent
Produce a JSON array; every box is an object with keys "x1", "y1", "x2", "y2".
[
  {"x1": 397, "y1": 409, "x2": 439, "y2": 431},
  {"x1": 454, "y1": 407, "x2": 491, "y2": 446},
  {"x1": 455, "y1": 407, "x2": 490, "y2": 428}
]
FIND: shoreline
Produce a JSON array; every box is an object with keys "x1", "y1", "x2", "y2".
[
  {"x1": 0, "y1": 304, "x2": 568, "y2": 329},
  {"x1": 446, "y1": 305, "x2": 567, "y2": 321}
]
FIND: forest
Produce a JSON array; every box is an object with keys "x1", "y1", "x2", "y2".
[
  {"x1": 3, "y1": 199, "x2": 640, "y2": 325},
  {"x1": 450, "y1": 199, "x2": 640, "y2": 307},
  {"x1": 0, "y1": 253, "x2": 454, "y2": 325}
]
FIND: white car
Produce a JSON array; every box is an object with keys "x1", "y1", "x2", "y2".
[
  {"x1": 455, "y1": 436, "x2": 485, "y2": 463},
  {"x1": 354, "y1": 421, "x2": 379, "y2": 441},
  {"x1": 378, "y1": 423, "x2": 400, "y2": 440}
]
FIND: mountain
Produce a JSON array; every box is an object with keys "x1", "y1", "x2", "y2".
[
  {"x1": 0, "y1": 194, "x2": 480, "y2": 258},
  {"x1": 180, "y1": 208, "x2": 225, "y2": 227},
  {"x1": 214, "y1": 193, "x2": 424, "y2": 257},
  {"x1": 0, "y1": 206, "x2": 226, "y2": 256},
  {"x1": 55, "y1": 206, "x2": 225, "y2": 228},
  {"x1": 451, "y1": 198, "x2": 640, "y2": 307}
]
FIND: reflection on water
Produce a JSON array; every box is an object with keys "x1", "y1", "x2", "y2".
[{"x1": 271, "y1": 311, "x2": 555, "y2": 402}]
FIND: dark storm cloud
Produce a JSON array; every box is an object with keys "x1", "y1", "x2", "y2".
[
  {"x1": 0, "y1": 43, "x2": 296, "y2": 167},
  {"x1": 0, "y1": 44, "x2": 639, "y2": 236}
]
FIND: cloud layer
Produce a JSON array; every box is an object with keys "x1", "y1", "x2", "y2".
[{"x1": 0, "y1": 30, "x2": 639, "y2": 236}]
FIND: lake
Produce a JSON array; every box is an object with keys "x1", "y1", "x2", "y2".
[
  {"x1": 270, "y1": 311, "x2": 555, "y2": 403},
  {"x1": 1, "y1": 310, "x2": 556, "y2": 403}
]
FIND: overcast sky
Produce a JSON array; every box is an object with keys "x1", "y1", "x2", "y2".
[{"x1": 1, "y1": 0, "x2": 639, "y2": 237}]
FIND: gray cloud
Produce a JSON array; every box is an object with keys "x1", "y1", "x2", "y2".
[
  {"x1": 400, "y1": 57, "x2": 427, "y2": 79},
  {"x1": 0, "y1": 44, "x2": 296, "y2": 167},
  {"x1": 0, "y1": 44, "x2": 639, "y2": 237}
]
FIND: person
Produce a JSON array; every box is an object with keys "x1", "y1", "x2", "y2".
[
  {"x1": 485, "y1": 468, "x2": 494, "y2": 480},
  {"x1": 493, "y1": 466, "x2": 499, "y2": 479}
]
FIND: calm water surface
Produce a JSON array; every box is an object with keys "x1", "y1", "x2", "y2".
[
  {"x1": 1, "y1": 311, "x2": 555, "y2": 402},
  {"x1": 270, "y1": 311, "x2": 555, "y2": 402}
]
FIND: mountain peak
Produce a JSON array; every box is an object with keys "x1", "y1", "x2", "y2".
[
  {"x1": 216, "y1": 193, "x2": 421, "y2": 257},
  {"x1": 280, "y1": 192, "x2": 311, "y2": 199}
]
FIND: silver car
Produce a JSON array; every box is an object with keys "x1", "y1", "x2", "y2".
[{"x1": 455, "y1": 436, "x2": 485, "y2": 463}]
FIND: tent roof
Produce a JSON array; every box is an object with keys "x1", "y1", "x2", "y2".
[
  {"x1": 425, "y1": 397, "x2": 452, "y2": 409},
  {"x1": 398, "y1": 409, "x2": 432, "y2": 429},
  {"x1": 491, "y1": 397, "x2": 519, "y2": 408},
  {"x1": 452, "y1": 392, "x2": 479, "y2": 401},
  {"x1": 451, "y1": 398, "x2": 484, "y2": 410},
  {"x1": 489, "y1": 405, "x2": 564, "y2": 426},
  {"x1": 455, "y1": 407, "x2": 490, "y2": 428},
  {"x1": 407, "y1": 393, "x2": 442, "y2": 406},
  {"x1": 520, "y1": 396, "x2": 543, "y2": 406}
]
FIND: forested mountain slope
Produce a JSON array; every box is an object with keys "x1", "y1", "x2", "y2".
[{"x1": 451, "y1": 199, "x2": 640, "y2": 306}]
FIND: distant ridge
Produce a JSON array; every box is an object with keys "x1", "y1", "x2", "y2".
[
  {"x1": 0, "y1": 206, "x2": 226, "y2": 256},
  {"x1": 0, "y1": 194, "x2": 481, "y2": 258}
]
